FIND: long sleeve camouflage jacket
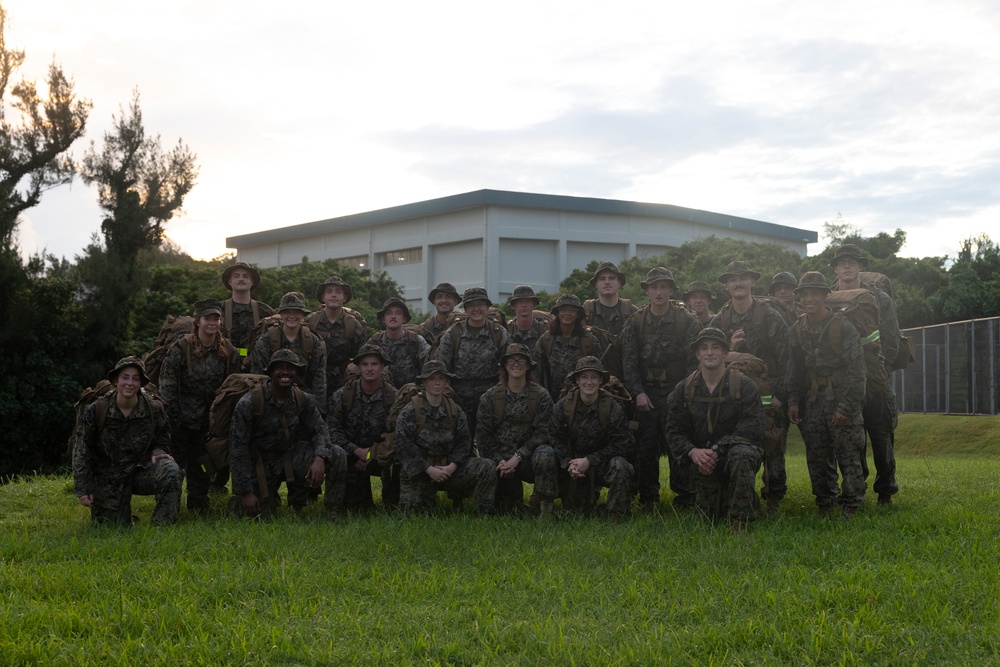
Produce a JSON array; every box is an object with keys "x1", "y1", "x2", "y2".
[
  {"x1": 476, "y1": 382, "x2": 554, "y2": 461},
  {"x1": 310, "y1": 310, "x2": 365, "y2": 391},
  {"x1": 708, "y1": 299, "x2": 791, "y2": 401},
  {"x1": 365, "y1": 330, "x2": 430, "y2": 388},
  {"x1": 621, "y1": 303, "x2": 700, "y2": 397},
  {"x1": 787, "y1": 311, "x2": 866, "y2": 422},
  {"x1": 506, "y1": 318, "x2": 547, "y2": 356},
  {"x1": 535, "y1": 330, "x2": 599, "y2": 399},
  {"x1": 221, "y1": 299, "x2": 274, "y2": 352},
  {"x1": 395, "y1": 397, "x2": 472, "y2": 478},
  {"x1": 228, "y1": 382, "x2": 332, "y2": 496},
  {"x1": 73, "y1": 391, "x2": 172, "y2": 496},
  {"x1": 549, "y1": 394, "x2": 629, "y2": 469},
  {"x1": 327, "y1": 382, "x2": 394, "y2": 456},
  {"x1": 159, "y1": 336, "x2": 241, "y2": 431},
  {"x1": 665, "y1": 369, "x2": 765, "y2": 461},
  {"x1": 248, "y1": 326, "x2": 327, "y2": 402}
]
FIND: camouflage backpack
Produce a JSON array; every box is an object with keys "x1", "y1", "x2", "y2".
[
  {"x1": 374, "y1": 382, "x2": 460, "y2": 467},
  {"x1": 142, "y1": 314, "x2": 195, "y2": 384},
  {"x1": 242, "y1": 314, "x2": 316, "y2": 369},
  {"x1": 822, "y1": 288, "x2": 888, "y2": 394},
  {"x1": 307, "y1": 307, "x2": 367, "y2": 341},
  {"x1": 723, "y1": 352, "x2": 782, "y2": 454},
  {"x1": 833, "y1": 271, "x2": 913, "y2": 371}
]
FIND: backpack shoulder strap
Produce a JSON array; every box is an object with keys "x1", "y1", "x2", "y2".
[
  {"x1": 582, "y1": 331, "x2": 594, "y2": 356},
  {"x1": 251, "y1": 384, "x2": 266, "y2": 422},
  {"x1": 267, "y1": 326, "x2": 281, "y2": 354},
  {"x1": 94, "y1": 396, "x2": 111, "y2": 436},
  {"x1": 251, "y1": 300, "x2": 261, "y2": 325},
  {"x1": 307, "y1": 312, "x2": 322, "y2": 330},
  {"x1": 413, "y1": 393, "x2": 426, "y2": 433},
  {"x1": 583, "y1": 300, "x2": 595, "y2": 323},
  {"x1": 598, "y1": 395, "x2": 611, "y2": 431},
  {"x1": 342, "y1": 379, "x2": 357, "y2": 414},
  {"x1": 528, "y1": 383, "x2": 539, "y2": 421},
  {"x1": 682, "y1": 369, "x2": 700, "y2": 407},
  {"x1": 450, "y1": 324, "x2": 462, "y2": 367},
  {"x1": 300, "y1": 325, "x2": 314, "y2": 358},
  {"x1": 290, "y1": 386, "x2": 306, "y2": 417},
  {"x1": 726, "y1": 367, "x2": 743, "y2": 401},
  {"x1": 540, "y1": 331, "x2": 554, "y2": 360},
  {"x1": 635, "y1": 305, "x2": 648, "y2": 342},
  {"x1": 619, "y1": 298, "x2": 633, "y2": 318},
  {"x1": 751, "y1": 299, "x2": 766, "y2": 328},
  {"x1": 444, "y1": 396, "x2": 458, "y2": 432},
  {"x1": 224, "y1": 299, "x2": 234, "y2": 333},
  {"x1": 489, "y1": 321, "x2": 504, "y2": 349},
  {"x1": 493, "y1": 384, "x2": 506, "y2": 422},
  {"x1": 563, "y1": 390, "x2": 579, "y2": 431}
]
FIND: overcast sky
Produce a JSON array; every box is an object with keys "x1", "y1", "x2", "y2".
[{"x1": 7, "y1": 0, "x2": 999, "y2": 264}]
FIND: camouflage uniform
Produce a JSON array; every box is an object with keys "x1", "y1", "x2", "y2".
[
  {"x1": 221, "y1": 300, "x2": 274, "y2": 360},
  {"x1": 621, "y1": 303, "x2": 700, "y2": 505},
  {"x1": 73, "y1": 391, "x2": 181, "y2": 525},
  {"x1": 432, "y1": 321, "x2": 510, "y2": 439},
  {"x1": 665, "y1": 369, "x2": 765, "y2": 522},
  {"x1": 418, "y1": 315, "x2": 450, "y2": 344},
  {"x1": 476, "y1": 382, "x2": 557, "y2": 511},
  {"x1": 249, "y1": 327, "x2": 327, "y2": 404},
  {"x1": 308, "y1": 311, "x2": 364, "y2": 400},
  {"x1": 159, "y1": 335, "x2": 241, "y2": 510},
  {"x1": 584, "y1": 299, "x2": 638, "y2": 336},
  {"x1": 229, "y1": 381, "x2": 347, "y2": 515},
  {"x1": 328, "y1": 380, "x2": 397, "y2": 510},
  {"x1": 535, "y1": 330, "x2": 600, "y2": 400},
  {"x1": 365, "y1": 330, "x2": 430, "y2": 388},
  {"x1": 395, "y1": 397, "x2": 497, "y2": 513},
  {"x1": 550, "y1": 391, "x2": 634, "y2": 515},
  {"x1": 787, "y1": 311, "x2": 867, "y2": 511},
  {"x1": 709, "y1": 299, "x2": 792, "y2": 504},
  {"x1": 506, "y1": 318, "x2": 548, "y2": 356}
]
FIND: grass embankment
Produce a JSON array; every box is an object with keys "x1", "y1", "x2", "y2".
[{"x1": 2, "y1": 414, "x2": 999, "y2": 665}]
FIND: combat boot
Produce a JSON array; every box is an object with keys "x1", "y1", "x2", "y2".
[{"x1": 539, "y1": 500, "x2": 554, "y2": 521}]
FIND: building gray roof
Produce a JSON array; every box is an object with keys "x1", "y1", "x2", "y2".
[{"x1": 227, "y1": 189, "x2": 817, "y2": 248}]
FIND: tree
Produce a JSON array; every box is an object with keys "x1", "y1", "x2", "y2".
[{"x1": 78, "y1": 90, "x2": 197, "y2": 365}]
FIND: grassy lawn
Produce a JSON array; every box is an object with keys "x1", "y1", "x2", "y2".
[{"x1": 2, "y1": 414, "x2": 999, "y2": 665}]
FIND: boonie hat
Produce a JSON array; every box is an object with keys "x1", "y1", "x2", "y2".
[
  {"x1": 316, "y1": 276, "x2": 354, "y2": 304},
  {"x1": 193, "y1": 298, "x2": 224, "y2": 319},
  {"x1": 550, "y1": 293, "x2": 586, "y2": 319},
  {"x1": 277, "y1": 292, "x2": 310, "y2": 314},
  {"x1": 794, "y1": 271, "x2": 832, "y2": 294},
  {"x1": 499, "y1": 343, "x2": 535, "y2": 369},
  {"x1": 767, "y1": 272, "x2": 798, "y2": 295},
  {"x1": 589, "y1": 261, "x2": 627, "y2": 287},
  {"x1": 717, "y1": 260, "x2": 761, "y2": 284},
  {"x1": 221, "y1": 261, "x2": 261, "y2": 290},
  {"x1": 682, "y1": 280, "x2": 715, "y2": 302},
  {"x1": 507, "y1": 285, "x2": 540, "y2": 306},
  {"x1": 461, "y1": 287, "x2": 492, "y2": 307},
  {"x1": 830, "y1": 244, "x2": 870, "y2": 268},
  {"x1": 266, "y1": 348, "x2": 307, "y2": 374},
  {"x1": 428, "y1": 282, "x2": 462, "y2": 304},
  {"x1": 640, "y1": 267, "x2": 678, "y2": 291},
  {"x1": 416, "y1": 360, "x2": 457, "y2": 382},
  {"x1": 107, "y1": 356, "x2": 150, "y2": 386},
  {"x1": 352, "y1": 343, "x2": 391, "y2": 366},
  {"x1": 570, "y1": 356, "x2": 610, "y2": 383},
  {"x1": 377, "y1": 296, "x2": 412, "y2": 323},
  {"x1": 689, "y1": 326, "x2": 731, "y2": 352}
]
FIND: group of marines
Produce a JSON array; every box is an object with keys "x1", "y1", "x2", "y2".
[{"x1": 73, "y1": 243, "x2": 900, "y2": 532}]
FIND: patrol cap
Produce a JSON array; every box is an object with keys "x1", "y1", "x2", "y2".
[
  {"x1": 830, "y1": 244, "x2": 870, "y2": 268},
  {"x1": 193, "y1": 298, "x2": 223, "y2": 319},
  {"x1": 277, "y1": 291, "x2": 310, "y2": 314},
  {"x1": 352, "y1": 343, "x2": 391, "y2": 366},
  {"x1": 461, "y1": 287, "x2": 492, "y2": 307},
  {"x1": 767, "y1": 272, "x2": 798, "y2": 295},
  {"x1": 377, "y1": 296, "x2": 412, "y2": 323},
  {"x1": 107, "y1": 356, "x2": 150, "y2": 386},
  {"x1": 690, "y1": 326, "x2": 731, "y2": 352},
  {"x1": 794, "y1": 271, "x2": 832, "y2": 295},
  {"x1": 316, "y1": 276, "x2": 354, "y2": 304},
  {"x1": 499, "y1": 343, "x2": 535, "y2": 369},
  {"x1": 569, "y1": 355, "x2": 610, "y2": 384},
  {"x1": 717, "y1": 260, "x2": 761, "y2": 284},
  {"x1": 416, "y1": 360, "x2": 456, "y2": 382},
  {"x1": 221, "y1": 261, "x2": 261, "y2": 291},
  {"x1": 682, "y1": 280, "x2": 715, "y2": 302},
  {"x1": 428, "y1": 282, "x2": 462, "y2": 304},
  {"x1": 640, "y1": 267, "x2": 677, "y2": 291},
  {"x1": 507, "y1": 285, "x2": 540, "y2": 306},
  {"x1": 550, "y1": 293, "x2": 586, "y2": 319},
  {"x1": 589, "y1": 261, "x2": 627, "y2": 287},
  {"x1": 266, "y1": 348, "x2": 307, "y2": 374}
]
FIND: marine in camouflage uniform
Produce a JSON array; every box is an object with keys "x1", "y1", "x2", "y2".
[
  {"x1": 229, "y1": 350, "x2": 347, "y2": 518},
  {"x1": 665, "y1": 328, "x2": 766, "y2": 528},
  {"x1": 682, "y1": 281, "x2": 717, "y2": 327},
  {"x1": 160, "y1": 298, "x2": 241, "y2": 511},
  {"x1": 365, "y1": 296, "x2": 430, "y2": 388},
  {"x1": 830, "y1": 244, "x2": 900, "y2": 505},
  {"x1": 432, "y1": 287, "x2": 510, "y2": 440},
  {"x1": 249, "y1": 291, "x2": 327, "y2": 403},
  {"x1": 73, "y1": 357, "x2": 182, "y2": 526},
  {"x1": 621, "y1": 267, "x2": 701, "y2": 508},
  {"x1": 505, "y1": 285, "x2": 549, "y2": 357},
  {"x1": 219, "y1": 262, "x2": 274, "y2": 362},
  {"x1": 787, "y1": 272, "x2": 867, "y2": 514},
  {"x1": 535, "y1": 293, "x2": 600, "y2": 401},
  {"x1": 395, "y1": 361, "x2": 497, "y2": 513},
  {"x1": 709, "y1": 261, "x2": 792, "y2": 511},
  {"x1": 309, "y1": 276, "x2": 366, "y2": 400},
  {"x1": 418, "y1": 282, "x2": 462, "y2": 345},
  {"x1": 583, "y1": 261, "x2": 638, "y2": 336},
  {"x1": 476, "y1": 344, "x2": 558, "y2": 515},
  {"x1": 327, "y1": 344, "x2": 398, "y2": 510},
  {"x1": 550, "y1": 357, "x2": 634, "y2": 516}
]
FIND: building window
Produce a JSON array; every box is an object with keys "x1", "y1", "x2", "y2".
[
  {"x1": 336, "y1": 255, "x2": 368, "y2": 269},
  {"x1": 383, "y1": 247, "x2": 422, "y2": 266}
]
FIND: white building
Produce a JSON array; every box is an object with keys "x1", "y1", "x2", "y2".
[{"x1": 227, "y1": 189, "x2": 817, "y2": 306}]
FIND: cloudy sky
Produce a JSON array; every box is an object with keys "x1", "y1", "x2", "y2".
[{"x1": 7, "y1": 0, "x2": 999, "y2": 263}]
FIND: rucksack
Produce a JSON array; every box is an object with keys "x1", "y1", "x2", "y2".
[
  {"x1": 561, "y1": 381, "x2": 637, "y2": 458},
  {"x1": 633, "y1": 303, "x2": 695, "y2": 386},
  {"x1": 142, "y1": 315, "x2": 195, "y2": 384},
  {"x1": 243, "y1": 315, "x2": 316, "y2": 369},
  {"x1": 823, "y1": 288, "x2": 888, "y2": 393},
  {"x1": 375, "y1": 382, "x2": 460, "y2": 467},
  {"x1": 492, "y1": 381, "x2": 542, "y2": 422},
  {"x1": 222, "y1": 298, "x2": 262, "y2": 337},
  {"x1": 69, "y1": 381, "x2": 165, "y2": 457},
  {"x1": 723, "y1": 352, "x2": 783, "y2": 454},
  {"x1": 538, "y1": 329, "x2": 599, "y2": 365},
  {"x1": 761, "y1": 296, "x2": 799, "y2": 327},
  {"x1": 582, "y1": 298, "x2": 634, "y2": 328},
  {"x1": 833, "y1": 272, "x2": 913, "y2": 371},
  {"x1": 442, "y1": 318, "x2": 506, "y2": 368},
  {"x1": 307, "y1": 307, "x2": 367, "y2": 341}
]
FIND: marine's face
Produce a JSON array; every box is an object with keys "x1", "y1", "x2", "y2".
[
  {"x1": 833, "y1": 257, "x2": 861, "y2": 283},
  {"x1": 115, "y1": 367, "x2": 142, "y2": 398},
  {"x1": 725, "y1": 274, "x2": 755, "y2": 299},
  {"x1": 382, "y1": 306, "x2": 408, "y2": 330},
  {"x1": 511, "y1": 299, "x2": 536, "y2": 318},
  {"x1": 323, "y1": 285, "x2": 348, "y2": 309},
  {"x1": 799, "y1": 288, "x2": 828, "y2": 315},
  {"x1": 228, "y1": 269, "x2": 253, "y2": 291},
  {"x1": 280, "y1": 309, "x2": 303, "y2": 328},
  {"x1": 464, "y1": 300, "x2": 488, "y2": 325},
  {"x1": 557, "y1": 306, "x2": 579, "y2": 327},
  {"x1": 645, "y1": 281, "x2": 674, "y2": 306},
  {"x1": 270, "y1": 362, "x2": 298, "y2": 388},
  {"x1": 423, "y1": 372, "x2": 449, "y2": 398},
  {"x1": 770, "y1": 284, "x2": 795, "y2": 304},
  {"x1": 434, "y1": 293, "x2": 459, "y2": 316},
  {"x1": 357, "y1": 357, "x2": 385, "y2": 383},
  {"x1": 505, "y1": 355, "x2": 529, "y2": 381},
  {"x1": 576, "y1": 370, "x2": 603, "y2": 399},
  {"x1": 198, "y1": 313, "x2": 221, "y2": 336},
  {"x1": 595, "y1": 271, "x2": 621, "y2": 297},
  {"x1": 686, "y1": 291, "x2": 711, "y2": 314},
  {"x1": 696, "y1": 341, "x2": 727, "y2": 371}
]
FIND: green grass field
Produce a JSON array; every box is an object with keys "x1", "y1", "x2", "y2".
[{"x1": 2, "y1": 414, "x2": 999, "y2": 666}]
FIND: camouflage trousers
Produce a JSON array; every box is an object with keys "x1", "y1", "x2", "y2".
[
  {"x1": 89, "y1": 458, "x2": 182, "y2": 526},
  {"x1": 760, "y1": 411, "x2": 788, "y2": 502},
  {"x1": 172, "y1": 426, "x2": 211, "y2": 511},
  {"x1": 638, "y1": 386, "x2": 693, "y2": 506},
  {"x1": 400, "y1": 457, "x2": 498, "y2": 514},
  {"x1": 344, "y1": 458, "x2": 400, "y2": 511},
  {"x1": 861, "y1": 386, "x2": 898, "y2": 497},
  {"x1": 247, "y1": 441, "x2": 347, "y2": 516},
  {"x1": 558, "y1": 456, "x2": 634, "y2": 516},
  {"x1": 495, "y1": 444, "x2": 558, "y2": 512},
  {"x1": 695, "y1": 443, "x2": 763, "y2": 522},
  {"x1": 799, "y1": 400, "x2": 866, "y2": 509}
]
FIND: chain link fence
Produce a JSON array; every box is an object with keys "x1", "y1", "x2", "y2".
[{"x1": 893, "y1": 317, "x2": 1000, "y2": 415}]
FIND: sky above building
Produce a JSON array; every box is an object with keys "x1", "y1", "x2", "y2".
[{"x1": 7, "y1": 0, "x2": 999, "y2": 263}]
